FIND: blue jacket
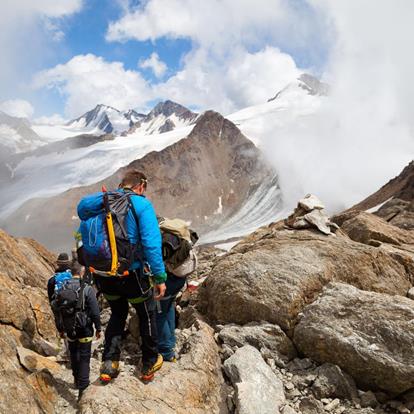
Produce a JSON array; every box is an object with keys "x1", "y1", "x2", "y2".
[{"x1": 77, "y1": 190, "x2": 166, "y2": 284}]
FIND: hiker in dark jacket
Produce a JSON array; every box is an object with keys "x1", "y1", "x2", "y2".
[
  {"x1": 47, "y1": 252, "x2": 72, "y2": 303},
  {"x1": 77, "y1": 169, "x2": 166, "y2": 383},
  {"x1": 50, "y1": 261, "x2": 101, "y2": 400}
]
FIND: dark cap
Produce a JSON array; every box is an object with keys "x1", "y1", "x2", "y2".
[{"x1": 56, "y1": 252, "x2": 71, "y2": 267}]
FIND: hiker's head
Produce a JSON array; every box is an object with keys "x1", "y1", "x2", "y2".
[
  {"x1": 119, "y1": 170, "x2": 148, "y2": 195},
  {"x1": 56, "y1": 252, "x2": 71, "y2": 271},
  {"x1": 70, "y1": 261, "x2": 84, "y2": 278}
]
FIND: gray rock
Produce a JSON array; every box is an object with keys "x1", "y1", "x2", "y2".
[
  {"x1": 292, "y1": 217, "x2": 311, "y2": 229},
  {"x1": 304, "y1": 209, "x2": 332, "y2": 235},
  {"x1": 311, "y1": 363, "x2": 358, "y2": 400},
  {"x1": 219, "y1": 343, "x2": 234, "y2": 360},
  {"x1": 281, "y1": 406, "x2": 298, "y2": 414},
  {"x1": 223, "y1": 345, "x2": 285, "y2": 414},
  {"x1": 299, "y1": 396, "x2": 325, "y2": 414},
  {"x1": 287, "y1": 358, "x2": 315, "y2": 372},
  {"x1": 324, "y1": 398, "x2": 340, "y2": 411},
  {"x1": 292, "y1": 373, "x2": 316, "y2": 390},
  {"x1": 199, "y1": 229, "x2": 411, "y2": 332},
  {"x1": 218, "y1": 322, "x2": 297, "y2": 362},
  {"x1": 294, "y1": 282, "x2": 414, "y2": 394},
  {"x1": 407, "y1": 287, "x2": 414, "y2": 300},
  {"x1": 299, "y1": 194, "x2": 325, "y2": 211},
  {"x1": 360, "y1": 390, "x2": 378, "y2": 408}
]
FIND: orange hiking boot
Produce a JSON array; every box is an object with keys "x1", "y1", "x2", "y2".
[
  {"x1": 140, "y1": 354, "x2": 163, "y2": 383},
  {"x1": 99, "y1": 360, "x2": 120, "y2": 384}
]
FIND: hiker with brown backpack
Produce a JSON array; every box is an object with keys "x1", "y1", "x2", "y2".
[
  {"x1": 76, "y1": 170, "x2": 166, "y2": 383},
  {"x1": 157, "y1": 218, "x2": 198, "y2": 361}
]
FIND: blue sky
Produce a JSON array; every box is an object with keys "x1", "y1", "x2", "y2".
[{"x1": 0, "y1": 0, "x2": 332, "y2": 121}]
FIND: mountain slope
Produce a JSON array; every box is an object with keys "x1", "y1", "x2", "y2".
[
  {"x1": 3, "y1": 111, "x2": 281, "y2": 251},
  {"x1": 347, "y1": 160, "x2": 414, "y2": 230},
  {"x1": 0, "y1": 111, "x2": 46, "y2": 157}
]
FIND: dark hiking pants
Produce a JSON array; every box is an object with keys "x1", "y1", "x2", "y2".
[
  {"x1": 68, "y1": 339, "x2": 92, "y2": 391},
  {"x1": 102, "y1": 297, "x2": 158, "y2": 366},
  {"x1": 97, "y1": 271, "x2": 158, "y2": 367}
]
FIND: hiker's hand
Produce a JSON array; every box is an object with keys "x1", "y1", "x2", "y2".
[
  {"x1": 96, "y1": 331, "x2": 102, "y2": 340},
  {"x1": 59, "y1": 332, "x2": 65, "y2": 338},
  {"x1": 154, "y1": 283, "x2": 166, "y2": 300}
]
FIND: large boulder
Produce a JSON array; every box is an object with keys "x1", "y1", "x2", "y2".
[
  {"x1": 0, "y1": 229, "x2": 60, "y2": 413},
  {"x1": 340, "y1": 212, "x2": 414, "y2": 247},
  {"x1": 199, "y1": 229, "x2": 413, "y2": 332},
  {"x1": 293, "y1": 283, "x2": 414, "y2": 395},
  {"x1": 80, "y1": 321, "x2": 226, "y2": 413},
  {"x1": 223, "y1": 345, "x2": 285, "y2": 414}
]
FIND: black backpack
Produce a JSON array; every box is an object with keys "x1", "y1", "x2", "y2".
[{"x1": 53, "y1": 278, "x2": 90, "y2": 339}]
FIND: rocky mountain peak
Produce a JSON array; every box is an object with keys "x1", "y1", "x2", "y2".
[{"x1": 148, "y1": 100, "x2": 197, "y2": 120}]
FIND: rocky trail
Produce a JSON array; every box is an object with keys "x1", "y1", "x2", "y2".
[{"x1": 2, "y1": 195, "x2": 414, "y2": 413}]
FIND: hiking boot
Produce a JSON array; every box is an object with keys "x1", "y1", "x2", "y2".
[
  {"x1": 99, "y1": 360, "x2": 120, "y2": 384},
  {"x1": 140, "y1": 354, "x2": 163, "y2": 383}
]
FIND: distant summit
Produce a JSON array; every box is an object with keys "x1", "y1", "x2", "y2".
[
  {"x1": 268, "y1": 73, "x2": 329, "y2": 102},
  {"x1": 0, "y1": 111, "x2": 45, "y2": 157},
  {"x1": 123, "y1": 100, "x2": 198, "y2": 136},
  {"x1": 67, "y1": 100, "x2": 198, "y2": 136},
  {"x1": 67, "y1": 104, "x2": 132, "y2": 134}
]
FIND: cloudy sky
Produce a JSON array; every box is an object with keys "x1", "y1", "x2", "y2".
[{"x1": 0, "y1": 0, "x2": 331, "y2": 122}]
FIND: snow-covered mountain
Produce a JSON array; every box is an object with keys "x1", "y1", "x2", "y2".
[
  {"x1": 0, "y1": 75, "x2": 326, "y2": 250},
  {"x1": 67, "y1": 104, "x2": 136, "y2": 134},
  {"x1": 0, "y1": 111, "x2": 46, "y2": 157},
  {"x1": 66, "y1": 100, "x2": 198, "y2": 136},
  {"x1": 268, "y1": 73, "x2": 329, "y2": 102},
  {"x1": 2, "y1": 111, "x2": 281, "y2": 252},
  {"x1": 125, "y1": 100, "x2": 198, "y2": 135}
]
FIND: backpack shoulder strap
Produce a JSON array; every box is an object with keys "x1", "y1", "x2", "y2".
[
  {"x1": 76, "y1": 278, "x2": 86, "y2": 311},
  {"x1": 126, "y1": 192, "x2": 145, "y2": 264}
]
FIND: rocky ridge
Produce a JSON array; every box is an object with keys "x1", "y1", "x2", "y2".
[
  {"x1": 349, "y1": 161, "x2": 414, "y2": 230},
  {"x1": 2, "y1": 193, "x2": 414, "y2": 413}
]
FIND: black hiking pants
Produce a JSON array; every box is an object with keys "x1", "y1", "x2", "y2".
[
  {"x1": 96, "y1": 270, "x2": 158, "y2": 367},
  {"x1": 68, "y1": 339, "x2": 92, "y2": 391}
]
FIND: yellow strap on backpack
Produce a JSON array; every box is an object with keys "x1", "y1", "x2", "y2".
[{"x1": 106, "y1": 211, "x2": 118, "y2": 276}]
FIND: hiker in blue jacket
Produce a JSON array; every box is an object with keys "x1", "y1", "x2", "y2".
[{"x1": 77, "y1": 170, "x2": 166, "y2": 383}]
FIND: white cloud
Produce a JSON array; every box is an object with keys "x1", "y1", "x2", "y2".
[
  {"x1": 105, "y1": 0, "x2": 322, "y2": 113},
  {"x1": 139, "y1": 52, "x2": 167, "y2": 78},
  {"x1": 260, "y1": 0, "x2": 414, "y2": 212},
  {"x1": 0, "y1": 99, "x2": 34, "y2": 118},
  {"x1": 33, "y1": 113, "x2": 67, "y2": 125},
  {"x1": 33, "y1": 54, "x2": 152, "y2": 117},
  {"x1": 154, "y1": 46, "x2": 300, "y2": 113},
  {"x1": 0, "y1": 0, "x2": 83, "y2": 100},
  {"x1": 107, "y1": 0, "x2": 300, "y2": 48}
]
